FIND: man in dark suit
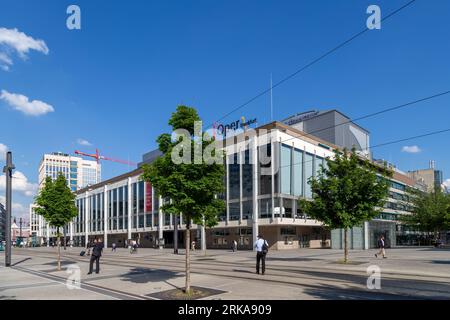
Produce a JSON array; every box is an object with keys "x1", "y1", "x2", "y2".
[
  {"x1": 88, "y1": 239, "x2": 104, "y2": 274},
  {"x1": 375, "y1": 235, "x2": 387, "y2": 259}
]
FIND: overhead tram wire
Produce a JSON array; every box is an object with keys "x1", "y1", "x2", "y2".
[{"x1": 207, "y1": 0, "x2": 418, "y2": 128}]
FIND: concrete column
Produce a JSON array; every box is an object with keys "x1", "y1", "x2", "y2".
[
  {"x1": 252, "y1": 134, "x2": 259, "y2": 248},
  {"x1": 364, "y1": 221, "x2": 369, "y2": 250},
  {"x1": 69, "y1": 222, "x2": 73, "y2": 247},
  {"x1": 239, "y1": 148, "x2": 243, "y2": 224},
  {"x1": 143, "y1": 182, "x2": 147, "y2": 229},
  {"x1": 128, "y1": 178, "x2": 132, "y2": 241},
  {"x1": 201, "y1": 216, "x2": 206, "y2": 251},
  {"x1": 46, "y1": 223, "x2": 50, "y2": 247},
  {"x1": 158, "y1": 196, "x2": 163, "y2": 249},
  {"x1": 151, "y1": 186, "x2": 154, "y2": 228},
  {"x1": 271, "y1": 138, "x2": 275, "y2": 220},
  {"x1": 226, "y1": 153, "x2": 230, "y2": 224},
  {"x1": 103, "y1": 185, "x2": 108, "y2": 248},
  {"x1": 85, "y1": 192, "x2": 89, "y2": 247}
]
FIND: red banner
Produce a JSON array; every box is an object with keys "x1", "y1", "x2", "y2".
[{"x1": 145, "y1": 182, "x2": 152, "y2": 212}]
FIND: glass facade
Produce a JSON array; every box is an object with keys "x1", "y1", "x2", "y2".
[
  {"x1": 228, "y1": 153, "x2": 240, "y2": 200},
  {"x1": 304, "y1": 153, "x2": 314, "y2": 199},
  {"x1": 242, "y1": 150, "x2": 253, "y2": 198},
  {"x1": 280, "y1": 144, "x2": 291, "y2": 195}
]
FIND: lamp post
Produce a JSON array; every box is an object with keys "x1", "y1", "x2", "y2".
[{"x1": 3, "y1": 152, "x2": 15, "y2": 267}]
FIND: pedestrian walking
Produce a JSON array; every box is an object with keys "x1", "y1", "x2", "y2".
[
  {"x1": 88, "y1": 239, "x2": 104, "y2": 274},
  {"x1": 232, "y1": 240, "x2": 237, "y2": 252},
  {"x1": 86, "y1": 241, "x2": 92, "y2": 256},
  {"x1": 375, "y1": 235, "x2": 387, "y2": 259},
  {"x1": 111, "y1": 242, "x2": 116, "y2": 252},
  {"x1": 191, "y1": 241, "x2": 196, "y2": 251},
  {"x1": 254, "y1": 235, "x2": 269, "y2": 275}
]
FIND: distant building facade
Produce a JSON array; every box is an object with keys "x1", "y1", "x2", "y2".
[
  {"x1": 0, "y1": 203, "x2": 6, "y2": 242},
  {"x1": 407, "y1": 161, "x2": 444, "y2": 192},
  {"x1": 31, "y1": 152, "x2": 102, "y2": 246}
]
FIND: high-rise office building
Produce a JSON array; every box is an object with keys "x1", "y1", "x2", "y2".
[
  {"x1": 407, "y1": 161, "x2": 444, "y2": 192},
  {"x1": 38, "y1": 152, "x2": 101, "y2": 192},
  {"x1": 31, "y1": 152, "x2": 101, "y2": 246}
]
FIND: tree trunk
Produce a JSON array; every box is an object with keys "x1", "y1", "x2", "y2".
[
  {"x1": 174, "y1": 216, "x2": 178, "y2": 254},
  {"x1": 57, "y1": 227, "x2": 61, "y2": 271},
  {"x1": 185, "y1": 222, "x2": 191, "y2": 294},
  {"x1": 344, "y1": 228, "x2": 348, "y2": 263}
]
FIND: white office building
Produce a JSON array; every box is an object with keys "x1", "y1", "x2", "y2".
[{"x1": 30, "y1": 152, "x2": 101, "y2": 246}]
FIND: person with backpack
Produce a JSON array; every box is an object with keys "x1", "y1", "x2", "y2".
[{"x1": 254, "y1": 235, "x2": 269, "y2": 275}]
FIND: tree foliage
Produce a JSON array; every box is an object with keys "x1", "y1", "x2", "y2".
[
  {"x1": 400, "y1": 187, "x2": 450, "y2": 234},
  {"x1": 34, "y1": 173, "x2": 78, "y2": 270},
  {"x1": 34, "y1": 174, "x2": 78, "y2": 228},
  {"x1": 299, "y1": 148, "x2": 392, "y2": 262},
  {"x1": 141, "y1": 105, "x2": 225, "y2": 293}
]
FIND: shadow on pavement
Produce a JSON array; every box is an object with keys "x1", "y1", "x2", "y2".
[
  {"x1": 431, "y1": 260, "x2": 450, "y2": 264},
  {"x1": 11, "y1": 258, "x2": 32, "y2": 266},
  {"x1": 301, "y1": 283, "x2": 418, "y2": 300},
  {"x1": 120, "y1": 267, "x2": 183, "y2": 284}
]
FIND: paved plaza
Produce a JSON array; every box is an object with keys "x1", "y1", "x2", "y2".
[{"x1": 1, "y1": 247, "x2": 450, "y2": 300}]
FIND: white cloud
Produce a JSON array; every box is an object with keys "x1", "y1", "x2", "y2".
[
  {"x1": 401, "y1": 145, "x2": 421, "y2": 153},
  {"x1": 0, "y1": 195, "x2": 30, "y2": 222},
  {"x1": 0, "y1": 90, "x2": 54, "y2": 116},
  {"x1": 0, "y1": 142, "x2": 8, "y2": 160},
  {"x1": 0, "y1": 52, "x2": 12, "y2": 71},
  {"x1": 77, "y1": 138, "x2": 92, "y2": 146},
  {"x1": 443, "y1": 179, "x2": 450, "y2": 190},
  {"x1": 0, "y1": 27, "x2": 49, "y2": 70},
  {"x1": 0, "y1": 170, "x2": 38, "y2": 197}
]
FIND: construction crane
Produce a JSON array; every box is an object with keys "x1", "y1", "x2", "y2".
[{"x1": 74, "y1": 149, "x2": 137, "y2": 166}]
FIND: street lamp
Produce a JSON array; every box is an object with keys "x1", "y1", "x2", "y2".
[{"x1": 3, "y1": 152, "x2": 15, "y2": 267}]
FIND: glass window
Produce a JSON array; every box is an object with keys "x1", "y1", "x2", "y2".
[
  {"x1": 228, "y1": 153, "x2": 240, "y2": 200},
  {"x1": 138, "y1": 181, "x2": 145, "y2": 213},
  {"x1": 281, "y1": 144, "x2": 292, "y2": 195},
  {"x1": 315, "y1": 156, "x2": 324, "y2": 177},
  {"x1": 259, "y1": 144, "x2": 272, "y2": 195},
  {"x1": 293, "y1": 148, "x2": 303, "y2": 196},
  {"x1": 304, "y1": 153, "x2": 314, "y2": 199},
  {"x1": 242, "y1": 200, "x2": 252, "y2": 220},
  {"x1": 242, "y1": 150, "x2": 253, "y2": 198},
  {"x1": 132, "y1": 183, "x2": 137, "y2": 214},
  {"x1": 113, "y1": 189, "x2": 117, "y2": 230},
  {"x1": 259, "y1": 198, "x2": 272, "y2": 218},
  {"x1": 229, "y1": 202, "x2": 240, "y2": 220}
]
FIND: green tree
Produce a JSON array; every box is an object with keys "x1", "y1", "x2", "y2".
[
  {"x1": 400, "y1": 187, "x2": 450, "y2": 241},
  {"x1": 299, "y1": 148, "x2": 392, "y2": 263},
  {"x1": 34, "y1": 174, "x2": 78, "y2": 270},
  {"x1": 141, "y1": 105, "x2": 225, "y2": 294}
]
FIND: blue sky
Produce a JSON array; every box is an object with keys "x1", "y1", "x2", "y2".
[{"x1": 1, "y1": 0, "x2": 449, "y2": 221}]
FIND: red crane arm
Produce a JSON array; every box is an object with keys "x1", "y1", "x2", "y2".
[
  {"x1": 100, "y1": 155, "x2": 137, "y2": 166},
  {"x1": 74, "y1": 150, "x2": 99, "y2": 161},
  {"x1": 74, "y1": 149, "x2": 136, "y2": 166}
]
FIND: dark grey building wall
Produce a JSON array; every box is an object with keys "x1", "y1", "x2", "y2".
[
  {"x1": 0, "y1": 203, "x2": 6, "y2": 242},
  {"x1": 303, "y1": 111, "x2": 337, "y2": 145}
]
